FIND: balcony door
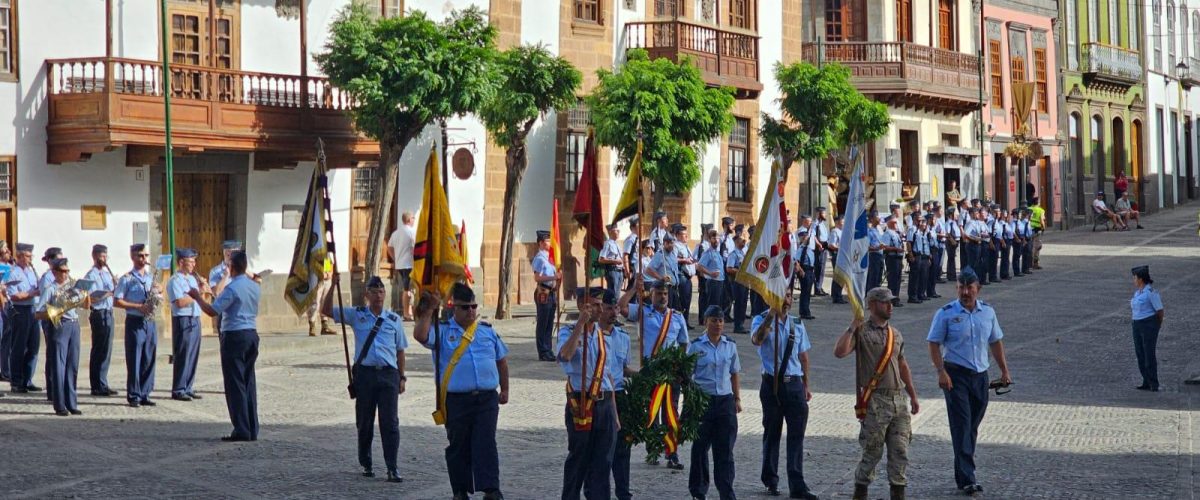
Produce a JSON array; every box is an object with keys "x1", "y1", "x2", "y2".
[
  {"x1": 895, "y1": 0, "x2": 913, "y2": 42},
  {"x1": 937, "y1": 0, "x2": 955, "y2": 50},
  {"x1": 825, "y1": 0, "x2": 866, "y2": 42},
  {"x1": 169, "y1": 0, "x2": 241, "y2": 101}
]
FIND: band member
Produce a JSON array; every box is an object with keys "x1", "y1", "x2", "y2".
[
  {"x1": 115, "y1": 243, "x2": 158, "y2": 408},
  {"x1": 36, "y1": 258, "x2": 84, "y2": 416},
  {"x1": 323, "y1": 275, "x2": 407, "y2": 483},
  {"x1": 750, "y1": 294, "x2": 818, "y2": 499},
  {"x1": 559, "y1": 287, "x2": 620, "y2": 500},
  {"x1": 687, "y1": 305, "x2": 742, "y2": 500},
  {"x1": 533, "y1": 230, "x2": 562, "y2": 362},
  {"x1": 414, "y1": 283, "x2": 509, "y2": 500},
  {"x1": 207, "y1": 240, "x2": 241, "y2": 333},
  {"x1": 190, "y1": 250, "x2": 262, "y2": 441},
  {"x1": 168, "y1": 248, "x2": 206, "y2": 401},
  {"x1": 38, "y1": 247, "x2": 63, "y2": 400},
  {"x1": 6, "y1": 243, "x2": 41, "y2": 394},
  {"x1": 83, "y1": 244, "x2": 118, "y2": 397}
]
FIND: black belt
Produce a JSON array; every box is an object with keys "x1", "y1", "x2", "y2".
[
  {"x1": 447, "y1": 389, "x2": 497, "y2": 396},
  {"x1": 356, "y1": 365, "x2": 398, "y2": 371},
  {"x1": 569, "y1": 391, "x2": 615, "y2": 401},
  {"x1": 762, "y1": 374, "x2": 802, "y2": 383},
  {"x1": 12, "y1": 304, "x2": 32, "y2": 309}
]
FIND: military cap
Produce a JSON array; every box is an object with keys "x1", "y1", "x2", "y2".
[
  {"x1": 833, "y1": 215, "x2": 844, "y2": 222},
  {"x1": 42, "y1": 247, "x2": 63, "y2": 261},
  {"x1": 1010, "y1": 208, "x2": 1020, "y2": 216},
  {"x1": 923, "y1": 213, "x2": 935, "y2": 220},
  {"x1": 365, "y1": 275, "x2": 386, "y2": 289},
  {"x1": 15, "y1": 242, "x2": 33, "y2": 252},
  {"x1": 865, "y1": 287, "x2": 895, "y2": 304},
  {"x1": 868, "y1": 209, "x2": 880, "y2": 218},
  {"x1": 883, "y1": 215, "x2": 895, "y2": 223},
  {"x1": 91, "y1": 244, "x2": 108, "y2": 254},
  {"x1": 670, "y1": 223, "x2": 687, "y2": 233},
  {"x1": 449, "y1": 282, "x2": 476, "y2": 304},
  {"x1": 130, "y1": 243, "x2": 146, "y2": 253},
  {"x1": 1131, "y1": 265, "x2": 1152, "y2": 284},
  {"x1": 176, "y1": 247, "x2": 198, "y2": 259},
  {"x1": 700, "y1": 223, "x2": 714, "y2": 232},
  {"x1": 889, "y1": 202, "x2": 901, "y2": 209},
  {"x1": 958, "y1": 266, "x2": 980, "y2": 285},
  {"x1": 734, "y1": 223, "x2": 745, "y2": 232},
  {"x1": 703, "y1": 305, "x2": 724, "y2": 320},
  {"x1": 662, "y1": 233, "x2": 675, "y2": 242},
  {"x1": 641, "y1": 239, "x2": 654, "y2": 249},
  {"x1": 946, "y1": 207, "x2": 956, "y2": 214},
  {"x1": 536, "y1": 230, "x2": 551, "y2": 242},
  {"x1": 605, "y1": 223, "x2": 618, "y2": 230},
  {"x1": 50, "y1": 258, "x2": 69, "y2": 270},
  {"x1": 653, "y1": 211, "x2": 667, "y2": 220},
  {"x1": 628, "y1": 217, "x2": 639, "y2": 226},
  {"x1": 651, "y1": 280, "x2": 671, "y2": 290},
  {"x1": 1096, "y1": 191, "x2": 1105, "y2": 197},
  {"x1": 222, "y1": 240, "x2": 242, "y2": 250},
  {"x1": 575, "y1": 286, "x2": 616, "y2": 305},
  {"x1": 721, "y1": 216, "x2": 735, "y2": 225}
]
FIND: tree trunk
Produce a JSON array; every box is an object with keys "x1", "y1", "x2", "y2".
[
  {"x1": 363, "y1": 139, "x2": 404, "y2": 280},
  {"x1": 493, "y1": 141, "x2": 529, "y2": 320}
]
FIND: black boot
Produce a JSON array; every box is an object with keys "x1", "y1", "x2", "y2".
[{"x1": 890, "y1": 484, "x2": 906, "y2": 500}]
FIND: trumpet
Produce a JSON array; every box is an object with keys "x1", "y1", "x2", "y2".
[
  {"x1": 196, "y1": 276, "x2": 214, "y2": 301},
  {"x1": 45, "y1": 279, "x2": 90, "y2": 328}
]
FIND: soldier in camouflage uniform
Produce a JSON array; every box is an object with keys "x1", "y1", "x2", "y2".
[{"x1": 833, "y1": 287, "x2": 921, "y2": 500}]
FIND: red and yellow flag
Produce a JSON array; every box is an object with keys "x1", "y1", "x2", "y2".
[
  {"x1": 412, "y1": 147, "x2": 468, "y2": 299},
  {"x1": 457, "y1": 220, "x2": 474, "y2": 284},
  {"x1": 549, "y1": 199, "x2": 562, "y2": 270},
  {"x1": 572, "y1": 131, "x2": 606, "y2": 279}
]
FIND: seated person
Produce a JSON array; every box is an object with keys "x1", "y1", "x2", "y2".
[
  {"x1": 1114, "y1": 192, "x2": 1144, "y2": 229},
  {"x1": 1092, "y1": 192, "x2": 1127, "y2": 230}
]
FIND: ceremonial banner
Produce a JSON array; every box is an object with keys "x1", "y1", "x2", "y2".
[
  {"x1": 833, "y1": 147, "x2": 871, "y2": 320},
  {"x1": 611, "y1": 140, "x2": 644, "y2": 223},
  {"x1": 283, "y1": 161, "x2": 330, "y2": 315},
  {"x1": 458, "y1": 220, "x2": 474, "y2": 284},
  {"x1": 573, "y1": 131, "x2": 606, "y2": 279},
  {"x1": 735, "y1": 160, "x2": 794, "y2": 313},
  {"x1": 412, "y1": 147, "x2": 468, "y2": 299},
  {"x1": 550, "y1": 199, "x2": 562, "y2": 269}
]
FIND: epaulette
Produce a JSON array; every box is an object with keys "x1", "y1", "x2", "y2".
[
  {"x1": 941, "y1": 303, "x2": 955, "y2": 311},
  {"x1": 383, "y1": 311, "x2": 401, "y2": 322},
  {"x1": 722, "y1": 335, "x2": 736, "y2": 344},
  {"x1": 355, "y1": 306, "x2": 368, "y2": 313},
  {"x1": 690, "y1": 335, "x2": 704, "y2": 343}
]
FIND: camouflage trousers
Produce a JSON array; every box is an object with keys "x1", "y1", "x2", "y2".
[{"x1": 854, "y1": 388, "x2": 912, "y2": 487}]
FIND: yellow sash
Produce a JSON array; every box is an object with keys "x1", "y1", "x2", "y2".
[
  {"x1": 568, "y1": 326, "x2": 608, "y2": 431},
  {"x1": 855, "y1": 326, "x2": 895, "y2": 421},
  {"x1": 432, "y1": 321, "x2": 479, "y2": 425}
]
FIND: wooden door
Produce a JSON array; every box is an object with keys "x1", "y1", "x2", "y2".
[
  {"x1": 349, "y1": 165, "x2": 397, "y2": 274},
  {"x1": 169, "y1": 1, "x2": 240, "y2": 101},
  {"x1": 1132, "y1": 120, "x2": 1144, "y2": 207},
  {"x1": 937, "y1": 0, "x2": 954, "y2": 49},
  {"x1": 0, "y1": 157, "x2": 14, "y2": 245},
  {"x1": 165, "y1": 173, "x2": 230, "y2": 275},
  {"x1": 895, "y1": 0, "x2": 912, "y2": 42}
]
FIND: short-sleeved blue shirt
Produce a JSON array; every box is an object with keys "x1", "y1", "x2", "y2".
[
  {"x1": 167, "y1": 273, "x2": 201, "y2": 317},
  {"x1": 725, "y1": 247, "x2": 745, "y2": 271},
  {"x1": 115, "y1": 268, "x2": 156, "y2": 318},
  {"x1": 1130, "y1": 285, "x2": 1164, "y2": 321},
  {"x1": 926, "y1": 299, "x2": 1004, "y2": 373},
  {"x1": 332, "y1": 306, "x2": 408, "y2": 369},
  {"x1": 37, "y1": 279, "x2": 79, "y2": 322},
  {"x1": 868, "y1": 226, "x2": 883, "y2": 254},
  {"x1": 607, "y1": 327, "x2": 632, "y2": 391},
  {"x1": 5, "y1": 264, "x2": 39, "y2": 306},
  {"x1": 751, "y1": 312, "x2": 811, "y2": 376},
  {"x1": 532, "y1": 250, "x2": 557, "y2": 286},
  {"x1": 208, "y1": 263, "x2": 230, "y2": 286},
  {"x1": 422, "y1": 319, "x2": 509, "y2": 392},
  {"x1": 697, "y1": 247, "x2": 725, "y2": 281},
  {"x1": 647, "y1": 249, "x2": 680, "y2": 284},
  {"x1": 83, "y1": 266, "x2": 115, "y2": 310},
  {"x1": 211, "y1": 275, "x2": 260, "y2": 331},
  {"x1": 626, "y1": 304, "x2": 689, "y2": 359},
  {"x1": 557, "y1": 324, "x2": 617, "y2": 392},
  {"x1": 687, "y1": 334, "x2": 741, "y2": 396}
]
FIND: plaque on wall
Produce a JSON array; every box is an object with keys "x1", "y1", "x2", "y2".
[
  {"x1": 282, "y1": 204, "x2": 303, "y2": 229},
  {"x1": 81, "y1": 205, "x2": 107, "y2": 230},
  {"x1": 885, "y1": 148, "x2": 901, "y2": 169},
  {"x1": 452, "y1": 148, "x2": 475, "y2": 180}
]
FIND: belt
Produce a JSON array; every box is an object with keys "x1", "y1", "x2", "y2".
[
  {"x1": 90, "y1": 308, "x2": 113, "y2": 313},
  {"x1": 12, "y1": 304, "x2": 33, "y2": 309},
  {"x1": 447, "y1": 389, "x2": 497, "y2": 396},
  {"x1": 356, "y1": 364, "x2": 398, "y2": 371},
  {"x1": 569, "y1": 391, "x2": 615, "y2": 401},
  {"x1": 762, "y1": 374, "x2": 803, "y2": 383}
]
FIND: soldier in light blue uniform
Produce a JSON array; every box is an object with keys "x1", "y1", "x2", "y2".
[
  {"x1": 926, "y1": 267, "x2": 1012, "y2": 495},
  {"x1": 37, "y1": 247, "x2": 63, "y2": 400},
  {"x1": 0, "y1": 240, "x2": 12, "y2": 386},
  {"x1": 592, "y1": 298, "x2": 634, "y2": 500},
  {"x1": 687, "y1": 305, "x2": 742, "y2": 500},
  {"x1": 600, "y1": 223, "x2": 626, "y2": 300},
  {"x1": 533, "y1": 230, "x2": 561, "y2": 362},
  {"x1": 794, "y1": 216, "x2": 816, "y2": 320},
  {"x1": 36, "y1": 258, "x2": 82, "y2": 416},
  {"x1": 672, "y1": 224, "x2": 697, "y2": 326},
  {"x1": 323, "y1": 275, "x2": 408, "y2": 483},
  {"x1": 559, "y1": 286, "x2": 620, "y2": 500},
  {"x1": 413, "y1": 283, "x2": 509, "y2": 500},
  {"x1": 83, "y1": 244, "x2": 118, "y2": 397},
  {"x1": 696, "y1": 229, "x2": 726, "y2": 320},
  {"x1": 750, "y1": 294, "x2": 817, "y2": 499},
  {"x1": 645, "y1": 234, "x2": 681, "y2": 310},
  {"x1": 1129, "y1": 266, "x2": 1165, "y2": 392},
  {"x1": 207, "y1": 240, "x2": 241, "y2": 334},
  {"x1": 881, "y1": 218, "x2": 905, "y2": 308},
  {"x1": 5, "y1": 242, "x2": 41, "y2": 393},
  {"x1": 115, "y1": 243, "x2": 159, "y2": 407},
  {"x1": 726, "y1": 235, "x2": 749, "y2": 333},
  {"x1": 191, "y1": 250, "x2": 261, "y2": 441},
  {"x1": 168, "y1": 248, "x2": 205, "y2": 401},
  {"x1": 866, "y1": 211, "x2": 885, "y2": 291}
]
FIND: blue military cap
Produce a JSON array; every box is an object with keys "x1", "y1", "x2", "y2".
[
  {"x1": 42, "y1": 247, "x2": 63, "y2": 261},
  {"x1": 670, "y1": 223, "x2": 686, "y2": 233},
  {"x1": 175, "y1": 247, "x2": 198, "y2": 259},
  {"x1": 832, "y1": 215, "x2": 843, "y2": 222},
  {"x1": 575, "y1": 286, "x2": 614, "y2": 305},
  {"x1": 92, "y1": 244, "x2": 108, "y2": 254},
  {"x1": 700, "y1": 223, "x2": 714, "y2": 232},
  {"x1": 662, "y1": 233, "x2": 675, "y2": 242},
  {"x1": 15, "y1": 242, "x2": 33, "y2": 252},
  {"x1": 651, "y1": 280, "x2": 671, "y2": 290},
  {"x1": 883, "y1": 215, "x2": 894, "y2": 223},
  {"x1": 958, "y1": 266, "x2": 980, "y2": 285},
  {"x1": 946, "y1": 206, "x2": 956, "y2": 214},
  {"x1": 1010, "y1": 208, "x2": 1020, "y2": 216},
  {"x1": 605, "y1": 223, "x2": 618, "y2": 230},
  {"x1": 536, "y1": 230, "x2": 551, "y2": 242},
  {"x1": 653, "y1": 211, "x2": 667, "y2": 219},
  {"x1": 628, "y1": 217, "x2": 639, "y2": 226},
  {"x1": 721, "y1": 216, "x2": 735, "y2": 225},
  {"x1": 130, "y1": 243, "x2": 146, "y2": 253},
  {"x1": 449, "y1": 282, "x2": 476, "y2": 304},
  {"x1": 222, "y1": 240, "x2": 242, "y2": 250},
  {"x1": 365, "y1": 275, "x2": 386, "y2": 289},
  {"x1": 868, "y1": 209, "x2": 880, "y2": 218},
  {"x1": 734, "y1": 223, "x2": 745, "y2": 232},
  {"x1": 50, "y1": 258, "x2": 69, "y2": 270},
  {"x1": 923, "y1": 213, "x2": 934, "y2": 220},
  {"x1": 1131, "y1": 265, "x2": 1152, "y2": 284},
  {"x1": 703, "y1": 305, "x2": 724, "y2": 320},
  {"x1": 815, "y1": 206, "x2": 827, "y2": 213}
]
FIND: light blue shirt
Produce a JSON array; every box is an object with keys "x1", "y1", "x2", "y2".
[
  {"x1": 794, "y1": 229, "x2": 815, "y2": 266},
  {"x1": 5, "y1": 264, "x2": 39, "y2": 306},
  {"x1": 882, "y1": 229, "x2": 903, "y2": 255},
  {"x1": 647, "y1": 249, "x2": 679, "y2": 284},
  {"x1": 965, "y1": 220, "x2": 981, "y2": 239},
  {"x1": 211, "y1": 275, "x2": 260, "y2": 331},
  {"x1": 947, "y1": 218, "x2": 962, "y2": 241},
  {"x1": 725, "y1": 247, "x2": 745, "y2": 272},
  {"x1": 531, "y1": 250, "x2": 557, "y2": 287},
  {"x1": 927, "y1": 299, "x2": 1004, "y2": 373},
  {"x1": 1130, "y1": 285, "x2": 1164, "y2": 321},
  {"x1": 208, "y1": 263, "x2": 230, "y2": 286},
  {"x1": 751, "y1": 312, "x2": 811, "y2": 376},
  {"x1": 36, "y1": 279, "x2": 79, "y2": 322},
  {"x1": 422, "y1": 319, "x2": 509, "y2": 392},
  {"x1": 868, "y1": 226, "x2": 883, "y2": 254},
  {"x1": 167, "y1": 273, "x2": 201, "y2": 317},
  {"x1": 601, "y1": 239, "x2": 623, "y2": 264},
  {"x1": 83, "y1": 266, "x2": 115, "y2": 310},
  {"x1": 687, "y1": 334, "x2": 741, "y2": 396},
  {"x1": 638, "y1": 254, "x2": 655, "y2": 283},
  {"x1": 607, "y1": 327, "x2": 632, "y2": 391},
  {"x1": 675, "y1": 244, "x2": 696, "y2": 277},
  {"x1": 332, "y1": 306, "x2": 407, "y2": 369},
  {"x1": 697, "y1": 248, "x2": 725, "y2": 281},
  {"x1": 626, "y1": 304, "x2": 689, "y2": 359},
  {"x1": 557, "y1": 324, "x2": 617, "y2": 392},
  {"x1": 114, "y1": 268, "x2": 156, "y2": 317}
]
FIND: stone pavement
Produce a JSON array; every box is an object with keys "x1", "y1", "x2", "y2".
[{"x1": 1, "y1": 204, "x2": 1198, "y2": 499}]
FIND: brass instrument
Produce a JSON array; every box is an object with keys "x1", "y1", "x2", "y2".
[
  {"x1": 45, "y1": 279, "x2": 90, "y2": 328},
  {"x1": 196, "y1": 276, "x2": 214, "y2": 301},
  {"x1": 144, "y1": 283, "x2": 164, "y2": 316}
]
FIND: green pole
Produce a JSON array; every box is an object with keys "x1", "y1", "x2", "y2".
[{"x1": 160, "y1": 0, "x2": 176, "y2": 271}]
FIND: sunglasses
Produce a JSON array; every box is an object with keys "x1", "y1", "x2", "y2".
[
  {"x1": 456, "y1": 304, "x2": 478, "y2": 311},
  {"x1": 136, "y1": 253, "x2": 150, "y2": 257}
]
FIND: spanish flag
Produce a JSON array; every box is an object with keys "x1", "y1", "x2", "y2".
[
  {"x1": 611, "y1": 140, "x2": 643, "y2": 223},
  {"x1": 283, "y1": 160, "x2": 330, "y2": 315},
  {"x1": 550, "y1": 199, "x2": 562, "y2": 269},
  {"x1": 412, "y1": 147, "x2": 469, "y2": 299}
]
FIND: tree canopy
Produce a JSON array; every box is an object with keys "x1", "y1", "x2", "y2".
[
  {"x1": 760, "y1": 62, "x2": 867, "y2": 170},
  {"x1": 480, "y1": 44, "x2": 582, "y2": 148}
]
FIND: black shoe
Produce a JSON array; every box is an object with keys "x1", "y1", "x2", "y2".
[
  {"x1": 733, "y1": 328, "x2": 748, "y2": 334},
  {"x1": 69, "y1": 409, "x2": 82, "y2": 415},
  {"x1": 907, "y1": 298, "x2": 920, "y2": 304},
  {"x1": 482, "y1": 490, "x2": 505, "y2": 500},
  {"x1": 539, "y1": 354, "x2": 556, "y2": 362},
  {"x1": 766, "y1": 486, "x2": 781, "y2": 496},
  {"x1": 936, "y1": 279, "x2": 947, "y2": 283},
  {"x1": 361, "y1": 468, "x2": 375, "y2": 478},
  {"x1": 220, "y1": 434, "x2": 252, "y2": 442},
  {"x1": 1136, "y1": 384, "x2": 1151, "y2": 390},
  {"x1": 1137, "y1": 225, "x2": 1145, "y2": 229},
  {"x1": 189, "y1": 393, "x2": 202, "y2": 400},
  {"x1": 693, "y1": 496, "x2": 706, "y2": 500},
  {"x1": 1150, "y1": 386, "x2": 1160, "y2": 392},
  {"x1": 0, "y1": 375, "x2": 8, "y2": 382},
  {"x1": 801, "y1": 315, "x2": 816, "y2": 320},
  {"x1": 814, "y1": 291, "x2": 828, "y2": 296},
  {"x1": 930, "y1": 294, "x2": 942, "y2": 299},
  {"x1": 172, "y1": 394, "x2": 193, "y2": 402},
  {"x1": 892, "y1": 302, "x2": 903, "y2": 308},
  {"x1": 55, "y1": 410, "x2": 70, "y2": 416},
  {"x1": 666, "y1": 457, "x2": 684, "y2": 470},
  {"x1": 453, "y1": 493, "x2": 469, "y2": 500},
  {"x1": 790, "y1": 492, "x2": 819, "y2": 500},
  {"x1": 140, "y1": 399, "x2": 157, "y2": 406},
  {"x1": 386, "y1": 470, "x2": 403, "y2": 483},
  {"x1": 26, "y1": 385, "x2": 42, "y2": 392},
  {"x1": 128, "y1": 400, "x2": 140, "y2": 408}
]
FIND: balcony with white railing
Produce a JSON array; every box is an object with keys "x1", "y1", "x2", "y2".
[{"x1": 1080, "y1": 43, "x2": 1142, "y2": 87}]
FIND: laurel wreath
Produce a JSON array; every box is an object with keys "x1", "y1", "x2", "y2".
[{"x1": 617, "y1": 345, "x2": 710, "y2": 463}]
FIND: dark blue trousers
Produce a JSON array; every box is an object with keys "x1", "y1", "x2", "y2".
[
  {"x1": 798, "y1": 266, "x2": 814, "y2": 316},
  {"x1": 1132, "y1": 317, "x2": 1161, "y2": 390},
  {"x1": 946, "y1": 242, "x2": 959, "y2": 280},
  {"x1": 41, "y1": 320, "x2": 55, "y2": 400},
  {"x1": 171, "y1": 316, "x2": 202, "y2": 397},
  {"x1": 0, "y1": 305, "x2": 10, "y2": 379},
  {"x1": 88, "y1": 309, "x2": 115, "y2": 393},
  {"x1": 943, "y1": 363, "x2": 989, "y2": 489},
  {"x1": 563, "y1": 393, "x2": 617, "y2": 500},
  {"x1": 730, "y1": 281, "x2": 748, "y2": 330},
  {"x1": 444, "y1": 390, "x2": 501, "y2": 495},
  {"x1": 536, "y1": 296, "x2": 557, "y2": 358},
  {"x1": 829, "y1": 251, "x2": 843, "y2": 301},
  {"x1": 749, "y1": 290, "x2": 767, "y2": 318},
  {"x1": 354, "y1": 365, "x2": 400, "y2": 472},
  {"x1": 999, "y1": 240, "x2": 1011, "y2": 279},
  {"x1": 1010, "y1": 241, "x2": 1024, "y2": 276},
  {"x1": 759, "y1": 376, "x2": 811, "y2": 496},
  {"x1": 221, "y1": 329, "x2": 259, "y2": 439},
  {"x1": 885, "y1": 256, "x2": 903, "y2": 300},
  {"x1": 965, "y1": 243, "x2": 980, "y2": 279},
  {"x1": 606, "y1": 269, "x2": 624, "y2": 303},
  {"x1": 676, "y1": 276, "x2": 693, "y2": 324},
  {"x1": 689, "y1": 394, "x2": 738, "y2": 500},
  {"x1": 613, "y1": 390, "x2": 633, "y2": 500},
  {"x1": 124, "y1": 315, "x2": 157, "y2": 402},
  {"x1": 1021, "y1": 241, "x2": 1033, "y2": 274},
  {"x1": 9, "y1": 305, "x2": 39, "y2": 390},
  {"x1": 697, "y1": 275, "x2": 709, "y2": 324},
  {"x1": 813, "y1": 250, "x2": 827, "y2": 293},
  {"x1": 705, "y1": 279, "x2": 726, "y2": 319},
  {"x1": 926, "y1": 250, "x2": 940, "y2": 297},
  {"x1": 48, "y1": 318, "x2": 81, "y2": 413},
  {"x1": 866, "y1": 253, "x2": 884, "y2": 290}
]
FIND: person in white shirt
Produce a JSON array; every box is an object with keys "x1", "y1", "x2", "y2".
[
  {"x1": 1114, "y1": 192, "x2": 1144, "y2": 229},
  {"x1": 1091, "y1": 192, "x2": 1126, "y2": 230},
  {"x1": 387, "y1": 212, "x2": 417, "y2": 320},
  {"x1": 599, "y1": 223, "x2": 627, "y2": 299}
]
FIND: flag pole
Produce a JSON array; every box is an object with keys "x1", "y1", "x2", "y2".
[{"x1": 316, "y1": 139, "x2": 353, "y2": 387}]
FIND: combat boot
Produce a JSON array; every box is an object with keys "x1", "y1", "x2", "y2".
[
  {"x1": 852, "y1": 483, "x2": 869, "y2": 500},
  {"x1": 890, "y1": 484, "x2": 906, "y2": 500}
]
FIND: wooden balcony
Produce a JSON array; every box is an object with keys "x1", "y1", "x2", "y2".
[
  {"x1": 623, "y1": 21, "x2": 763, "y2": 99},
  {"x1": 801, "y1": 42, "x2": 983, "y2": 115},
  {"x1": 46, "y1": 57, "x2": 379, "y2": 168},
  {"x1": 1080, "y1": 42, "x2": 1141, "y2": 88}
]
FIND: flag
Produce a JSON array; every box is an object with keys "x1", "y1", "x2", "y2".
[
  {"x1": 573, "y1": 131, "x2": 606, "y2": 279},
  {"x1": 412, "y1": 147, "x2": 469, "y2": 299},
  {"x1": 611, "y1": 140, "x2": 643, "y2": 223},
  {"x1": 549, "y1": 199, "x2": 562, "y2": 269},
  {"x1": 458, "y1": 220, "x2": 474, "y2": 284},
  {"x1": 283, "y1": 162, "x2": 330, "y2": 315},
  {"x1": 735, "y1": 159, "x2": 793, "y2": 313},
  {"x1": 833, "y1": 147, "x2": 871, "y2": 321}
]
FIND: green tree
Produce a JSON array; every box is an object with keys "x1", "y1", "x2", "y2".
[
  {"x1": 760, "y1": 62, "x2": 858, "y2": 175},
  {"x1": 589, "y1": 49, "x2": 735, "y2": 210},
  {"x1": 316, "y1": 5, "x2": 497, "y2": 276},
  {"x1": 831, "y1": 92, "x2": 890, "y2": 171},
  {"x1": 479, "y1": 44, "x2": 581, "y2": 320}
]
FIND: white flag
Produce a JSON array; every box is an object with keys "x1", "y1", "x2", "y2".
[
  {"x1": 833, "y1": 148, "x2": 871, "y2": 320},
  {"x1": 735, "y1": 160, "x2": 794, "y2": 313}
]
